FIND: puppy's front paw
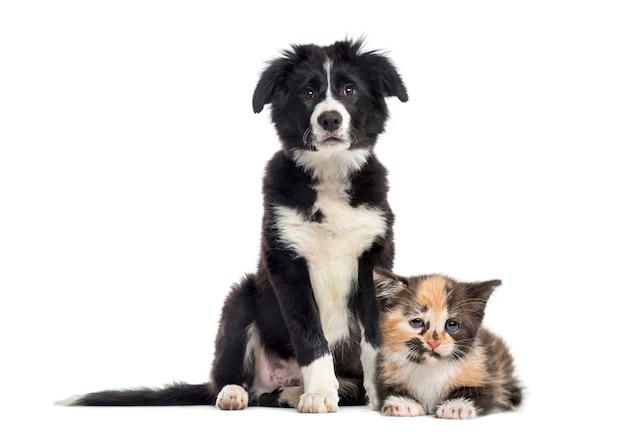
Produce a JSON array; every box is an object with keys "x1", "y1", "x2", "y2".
[
  {"x1": 435, "y1": 398, "x2": 477, "y2": 419},
  {"x1": 298, "y1": 354, "x2": 339, "y2": 412},
  {"x1": 297, "y1": 390, "x2": 339, "y2": 413},
  {"x1": 216, "y1": 384, "x2": 248, "y2": 410},
  {"x1": 381, "y1": 396, "x2": 425, "y2": 417}
]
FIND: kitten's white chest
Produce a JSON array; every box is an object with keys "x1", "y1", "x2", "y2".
[
  {"x1": 273, "y1": 158, "x2": 387, "y2": 346},
  {"x1": 396, "y1": 358, "x2": 457, "y2": 414}
]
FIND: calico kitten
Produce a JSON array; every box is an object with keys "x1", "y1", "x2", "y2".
[{"x1": 374, "y1": 270, "x2": 522, "y2": 418}]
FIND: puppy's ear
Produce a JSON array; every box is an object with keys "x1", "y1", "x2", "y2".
[
  {"x1": 252, "y1": 57, "x2": 292, "y2": 113},
  {"x1": 363, "y1": 53, "x2": 409, "y2": 102}
]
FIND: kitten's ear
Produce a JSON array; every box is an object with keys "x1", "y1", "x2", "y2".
[
  {"x1": 467, "y1": 279, "x2": 502, "y2": 303},
  {"x1": 373, "y1": 267, "x2": 396, "y2": 282},
  {"x1": 374, "y1": 268, "x2": 410, "y2": 286},
  {"x1": 374, "y1": 268, "x2": 409, "y2": 305}
]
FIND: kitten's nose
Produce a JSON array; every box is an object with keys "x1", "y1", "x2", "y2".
[{"x1": 428, "y1": 341, "x2": 440, "y2": 350}]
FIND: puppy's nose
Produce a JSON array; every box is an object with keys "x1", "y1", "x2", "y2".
[{"x1": 318, "y1": 111, "x2": 342, "y2": 132}]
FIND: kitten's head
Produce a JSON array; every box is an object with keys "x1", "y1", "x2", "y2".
[{"x1": 374, "y1": 270, "x2": 501, "y2": 364}]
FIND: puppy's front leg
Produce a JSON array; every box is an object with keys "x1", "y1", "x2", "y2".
[
  {"x1": 298, "y1": 354, "x2": 339, "y2": 412},
  {"x1": 265, "y1": 252, "x2": 339, "y2": 413},
  {"x1": 353, "y1": 258, "x2": 383, "y2": 410},
  {"x1": 360, "y1": 335, "x2": 379, "y2": 410}
]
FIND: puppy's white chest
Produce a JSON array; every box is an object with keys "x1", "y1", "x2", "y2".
[
  {"x1": 273, "y1": 181, "x2": 387, "y2": 346},
  {"x1": 310, "y1": 189, "x2": 385, "y2": 261}
]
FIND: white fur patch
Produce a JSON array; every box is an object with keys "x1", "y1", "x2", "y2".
[
  {"x1": 382, "y1": 350, "x2": 457, "y2": 414},
  {"x1": 243, "y1": 324, "x2": 258, "y2": 379},
  {"x1": 383, "y1": 341, "x2": 487, "y2": 415},
  {"x1": 54, "y1": 394, "x2": 84, "y2": 406},
  {"x1": 298, "y1": 354, "x2": 339, "y2": 413},
  {"x1": 381, "y1": 396, "x2": 426, "y2": 417},
  {"x1": 274, "y1": 201, "x2": 386, "y2": 346},
  {"x1": 360, "y1": 339, "x2": 379, "y2": 409},
  {"x1": 292, "y1": 148, "x2": 371, "y2": 181},
  {"x1": 216, "y1": 384, "x2": 249, "y2": 410},
  {"x1": 436, "y1": 398, "x2": 477, "y2": 419}
]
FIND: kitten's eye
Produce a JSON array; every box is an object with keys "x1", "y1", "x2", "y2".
[
  {"x1": 445, "y1": 320, "x2": 460, "y2": 333},
  {"x1": 343, "y1": 85, "x2": 355, "y2": 96},
  {"x1": 303, "y1": 87, "x2": 316, "y2": 100},
  {"x1": 409, "y1": 318, "x2": 424, "y2": 329}
]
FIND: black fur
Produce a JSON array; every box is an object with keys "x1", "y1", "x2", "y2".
[{"x1": 64, "y1": 38, "x2": 407, "y2": 411}]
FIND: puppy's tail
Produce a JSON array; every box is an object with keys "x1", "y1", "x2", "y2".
[{"x1": 55, "y1": 382, "x2": 216, "y2": 406}]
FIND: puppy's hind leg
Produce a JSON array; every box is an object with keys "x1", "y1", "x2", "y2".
[
  {"x1": 210, "y1": 274, "x2": 257, "y2": 410},
  {"x1": 215, "y1": 385, "x2": 249, "y2": 410}
]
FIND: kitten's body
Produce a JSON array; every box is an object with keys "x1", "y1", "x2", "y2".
[{"x1": 374, "y1": 271, "x2": 522, "y2": 418}]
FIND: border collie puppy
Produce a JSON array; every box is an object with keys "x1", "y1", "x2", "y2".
[{"x1": 58, "y1": 38, "x2": 408, "y2": 413}]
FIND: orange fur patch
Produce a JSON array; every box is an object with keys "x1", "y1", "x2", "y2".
[
  {"x1": 446, "y1": 345, "x2": 488, "y2": 389},
  {"x1": 416, "y1": 275, "x2": 448, "y2": 313},
  {"x1": 381, "y1": 312, "x2": 413, "y2": 352}
]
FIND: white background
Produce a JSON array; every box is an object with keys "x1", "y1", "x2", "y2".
[{"x1": 1, "y1": 1, "x2": 625, "y2": 440}]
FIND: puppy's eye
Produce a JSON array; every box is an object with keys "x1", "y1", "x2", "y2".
[
  {"x1": 303, "y1": 87, "x2": 316, "y2": 100},
  {"x1": 343, "y1": 85, "x2": 355, "y2": 96},
  {"x1": 409, "y1": 318, "x2": 424, "y2": 329},
  {"x1": 445, "y1": 320, "x2": 459, "y2": 333}
]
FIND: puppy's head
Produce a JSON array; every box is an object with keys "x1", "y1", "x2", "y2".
[{"x1": 253, "y1": 38, "x2": 408, "y2": 154}]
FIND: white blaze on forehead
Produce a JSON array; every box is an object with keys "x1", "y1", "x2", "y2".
[
  {"x1": 309, "y1": 58, "x2": 351, "y2": 150},
  {"x1": 324, "y1": 59, "x2": 333, "y2": 95}
]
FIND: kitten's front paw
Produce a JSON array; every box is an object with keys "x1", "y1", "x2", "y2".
[
  {"x1": 297, "y1": 390, "x2": 339, "y2": 413},
  {"x1": 216, "y1": 384, "x2": 248, "y2": 410},
  {"x1": 436, "y1": 398, "x2": 477, "y2": 419},
  {"x1": 381, "y1": 396, "x2": 425, "y2": 417}
]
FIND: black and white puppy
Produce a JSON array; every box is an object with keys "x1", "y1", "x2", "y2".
[{"x1": 58, "y1": 39, "x2": 408, "y2": 413}]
